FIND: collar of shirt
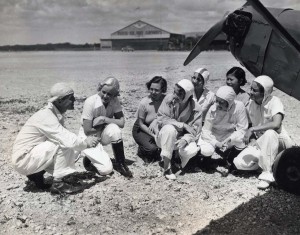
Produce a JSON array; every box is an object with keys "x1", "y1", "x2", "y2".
[{"x1": 46, "y1": 102, "x2": 65, "y2": 124}]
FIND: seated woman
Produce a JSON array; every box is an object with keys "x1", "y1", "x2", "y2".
[
  {"x1": 78, "y1": 77, "x2": 132, "y2": 178},
  {"x1": 181, "y1": 86, "x2": 248, "y2": 169},
  {"x1": 191, "y1": 67, "x2": 215, "y2": 120},
  {"x1": 154, "y1": 79, "x2": 202, "y2": 180},
  {"x1": 132, "y1": 76, "x2": 167, "y2": 162},
  {"x1": 233, "y1": 75, "x2": 294, "y2": 189},
  {"x1": 226, "y1": 66, "x2": 250, "y2": 106}
]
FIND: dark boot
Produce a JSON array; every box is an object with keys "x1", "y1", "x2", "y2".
[
  {"x1": 112, "y1": 141, "x2": 133, "y2": 178},
  {"x1": 27, "y1": 170, "x2": 51, "y2": 190}
]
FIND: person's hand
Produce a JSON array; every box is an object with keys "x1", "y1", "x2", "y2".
[
  {"x1": 221, "y1": 138, "x2": 232, "y2": 149},
  {"x1": 183, "y1": 123, "x2": 197, "y2": 136},
  {"x1": 249, "y1": 139, "x2": 257, "y2": 147},
  {"x1": 215, "y1": 141, "x2": 223, "y2": 149},
  {"x1": 176, "y1": 139, "x2": 188, "y2": 149},
  {"x1": 149, "y1": 132, "x2": 156, "y2": 139},
  {"x1": 93, "y1": 116, "x2": 107, "y2": 127},
  {"x1": 149, "y1": 121, "x2": 159, "y2": 135},
  {"x1": 85, "y1": 136, "x2": 100, "y2": 148},
  {"x1": 243, "y1": 128, "x2": 253, "y2": 145}
]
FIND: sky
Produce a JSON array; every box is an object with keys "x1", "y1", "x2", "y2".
[{"x1": 0, "y1": 0, "x2": 299, "y2": 46}]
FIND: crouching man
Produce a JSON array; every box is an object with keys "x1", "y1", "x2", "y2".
[
  {"x1": 233, "y1": 76, "x2": 294, "y2": 189},
  {"x1": 12, "y1": 83, "x2": 99, "y2": 194}
]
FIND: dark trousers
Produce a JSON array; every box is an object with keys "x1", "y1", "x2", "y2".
[{"x1": 132, "y1": 121, "x2": 160, "y2": 160}]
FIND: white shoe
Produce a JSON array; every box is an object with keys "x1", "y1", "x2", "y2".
[
  {"x1": 257, "y1": 180, "x2": 270, "y2": 190},
  {"x1": 164, "y1": 169, "x2": 177, "y2": 180}
]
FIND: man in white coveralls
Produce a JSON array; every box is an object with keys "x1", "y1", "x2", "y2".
[{"x1": 12, "y1": 83, "x2": 99, "y2": 194}]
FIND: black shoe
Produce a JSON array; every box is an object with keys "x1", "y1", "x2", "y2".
[
  {"x1": 114, "y1": 163, "x2": 133, "y2": 178},
  {"x1": 83, "y1": 157, "x2": 100, "y2": 175},
  {"x1": 27, "y1": 171, "x2": 51, "y2": 190},
  {"x1": 50, "y1": 181, "x2": 84, "y2": 195}
]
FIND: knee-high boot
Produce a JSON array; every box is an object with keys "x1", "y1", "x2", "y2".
[{"x1": 112, "y1": 141, "x2": 133, "y2": 178}]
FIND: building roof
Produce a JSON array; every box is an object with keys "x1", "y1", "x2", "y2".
[
  {"x1": 111, "y1": 20, "x2": 171, "y2": 35},
  {"x1": 109, "y1": 20, "x2": 178, "y2": 40}
]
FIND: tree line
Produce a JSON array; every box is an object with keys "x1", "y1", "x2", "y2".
[{"x1": 0, "y1": 43, "x2": 101, "y2": 51}]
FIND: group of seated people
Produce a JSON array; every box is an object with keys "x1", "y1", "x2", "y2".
[
  {"x1": 132, "y1": 66, "x2": 294, "y2": 188},
  {"x1": 11, "y1": 66, "x2": 294, "y2": 194}
]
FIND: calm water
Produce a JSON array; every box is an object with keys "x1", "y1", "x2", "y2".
[{"x1": 0, "y1": 51, "x2": 248, "y2": 98}]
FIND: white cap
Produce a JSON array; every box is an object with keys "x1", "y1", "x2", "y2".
[
  {"x1": 194, "y1": 67, "x2": 210, "y2": 83},
  {"x1": 254, "y1": 75, "x2": 274, "y2": 103},
  {"x1": 48, "y1": 83, "x2": 74, "y2": 103},
  {"x1": 216, "y1": 86, "x2": 236, "y2": 109}
]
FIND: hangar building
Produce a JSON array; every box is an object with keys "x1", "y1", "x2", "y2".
[{"x1": 101, "y1": 20, "x2": 185, "y2": 51}]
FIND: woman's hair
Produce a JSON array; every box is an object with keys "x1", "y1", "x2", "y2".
[
  {"x1": 146, "y1": 76, "x2": 167, "y2": 93},
  {"x1": 226, "y1": 67, "x2": 247, "y2": 86},
  {"x1": 97, "y1": 77, "x2": 120, "y2": 96}
]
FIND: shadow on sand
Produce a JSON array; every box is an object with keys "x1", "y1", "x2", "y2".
[
  {"x1": 23, "y1": 171, "x2": 109, "y2": 195},
  {"x1": 193, "y1": 188, "x2": 300, "y2": 234}
]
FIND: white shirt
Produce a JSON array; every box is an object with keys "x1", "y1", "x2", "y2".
[
  {"x1": 193, "y1": 88, "x2": 215, "y2": 119},
  {"x1": 248, "y1": 95, "x2": 285, "y2": 137},
  {"x1": 201, "y1": 100, "x2": 248, "y2": 146},
  {"x1": 12, "y1": 103, "x2": 87, "y2": 164},
  {"x1": 81, "y1": 94, "x2": 122, "y2": 123}
]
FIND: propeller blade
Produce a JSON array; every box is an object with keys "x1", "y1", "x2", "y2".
[
  {"x1": 184, "y1": 18, "x2": 226, "y2": 66},
  {"x1": 247, "y1": 0, "x2": 300, "y2": 53}
]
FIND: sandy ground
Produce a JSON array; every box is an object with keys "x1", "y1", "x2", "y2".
[{"x1": 0, "y1": 51, "x2": 300, "y2": 235}]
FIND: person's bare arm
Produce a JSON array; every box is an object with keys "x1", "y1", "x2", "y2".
[{"x1": 243, "y1": 113, "x2": 283, "y2": 144}]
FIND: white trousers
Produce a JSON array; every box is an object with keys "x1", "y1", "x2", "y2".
[
  {"x1": 196, "y1": 134, "x2": 246, "y2": 157},
  {"x1": 197, "y1": 139, "x2": 216, "y2": 157},
  {"x1": 78, "y1": 123, "x2": 122, "y2": 175},
  {"x1": 14, "y1": 141, "x2": 78, "y2": 180},
  {"x1": 234, "y1": 129, "x2": 294, "y2": 182},
  {"x1": 156, "y1": 124, "x2": 197, "y2": 168}
]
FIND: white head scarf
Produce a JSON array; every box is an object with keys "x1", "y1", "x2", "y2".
[
  {"x1": 215, "y1": 86, "x2": 236, "y2": 110},
  {"x1": 253, "y1": 75, "x2": 274, "y2": 103},
  {"x1": 48, "y1": 83, "x2": 74, "y2": 103},
  {"x1": 177, "y1": 79, "x2": 195, "y2": 103},
  {"x1": 194, "y1": 67, "x2": 210, "y2": 86}
]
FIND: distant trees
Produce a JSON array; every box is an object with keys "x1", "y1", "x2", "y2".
[
  {"x1": 168, "y1": 33, "x2": 228, "y2": 51},
  {"x1": 0, "y1": 43, "x2": 101, "y2": 51},
  {"x1": 0, "y1": 35, "x2": 228, "y2": 52}
]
